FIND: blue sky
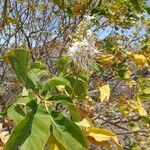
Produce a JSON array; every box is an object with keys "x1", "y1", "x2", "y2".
[{"x1": 98, "y1": 0, "x2": 150, "y2": 40}]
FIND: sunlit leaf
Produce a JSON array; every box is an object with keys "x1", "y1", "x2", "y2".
[
  {"x1": 47, "y1": 134, "x2": 66, "y2": 150},
  {"x1": 127, "y1": 99, "x2": 147, "y2": 116},
  {"x1": 49, "y1": 94, "x2": 81, "y2": 121},
  {"x1": 99, "y1": 84, "x2": 110, "y2": 102},
  {"x1": 138, "y1": 105, "x2": 147, "y2": 116},
  {"x1": 7, "y1": 101, "x2": 51, "y2": 150},
  {"x1": 57, "y1": 55, "x2": 71, "y2": 73},
  {"x1": 66, "y1": 75, "x2": 88, "y2": 99},
  {"x1": 85, "y1": 127, "x2": 122, "y2": 150},
  {"x1": 132, "y1": 54, "x2": 148, "y2": 66},
  {"x1": 76, "y1": 118, "x2": 93, "y2": 129},
  {"x1": 5, "y1": 100, "x2": 37, "y2": 150},
  {"x1": 42, "y1": 77, "x2": 72, "y2": 95},
  {"x1": 49, "y1": 110, "x2": 87, "y2": 150},
  {"x1": 22, "y1": 87, "x2": 29, "y2": 97},
  {"x1": 20, "y1": 105, "x2": 51, "y2": 150},
  {"x1": 7, "y1": 49, "x2": 35, "y2": 89}
]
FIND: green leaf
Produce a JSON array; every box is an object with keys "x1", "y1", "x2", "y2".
[
  {"x1": 6, "y1": 101, "x2": 51, "y2": 150},
  {"x1": 141, "y1": 116, "x2": 150, "y2": 125},
  {"x1": 63, "y1": 100, "x2": 81, "y2": 122},
  {"x1": 130, "y1": 143, "x2": 141, "y2": 150},
  {"x1": 47, "y1": 134, "x2": 66, "y2": 150},
  {"x1": 42, "y1": 77, "x2": 72, "y2": 95},
  {"x1": 130, "y1": 0, "x2": 142, "y2": 12},
  {"x1": 29, "y1": 61, "x2": 48, "y2": 87},
  {"x1": 49, "y1": 110, "x2": 87, "y2": 150},
  {"x1": 5, "y1": 100, "x2": 37, "y2": 150},
  {"x1": 7, "y1": 49, "x2": 35, "y2": 89},
  {"x1": 137, "y1": 78, "x2": 150, "y2": 101},
  {"x1": 27, "y1": 69, "x2": 42, "y2": 89},
  {"x1": 7, "y1": 104, "x2": 25, "y2": 123},
  {"x1": 118, "y1": 70, "x2": 131, "y2": 80},
  {"x1": 20, "y1": 105, "x2": 51, "y2": 150},
  {"x1": 14, "y1": 105, "x2": 26, "y2": 117},
  {"x1": 49, "y1": 94, "x2": 72, "y2": 103},
  {"x1": 129, "y1": 123, "x2": 140, "y2": 131},
  {"x1": 92, "y1": 19, "x2": 101, "y2": 29},
  {"x1": 51, "y1": 0, "x2": 64, "y2": 7},
  {"x1": 66, "y1": 76, "x2": 88, "y2": 99},
  {"x1": 65, "y1": 7, "x2": 73, "y2": 16},
  {"x1": 57, "y1": 55, "x2": 71, "y2": 73},
  {"x1": 7, "y1": 97, "x2": 32, "y2": 123},
  {"x1": 30, "y1": 61, "x2": 47, "y2": 70},
  {"x1": 146, "y1": 7, "x2": 150, "y2": 14},
  {"x1": 49, "y1": 94, "x2": 81, "y2": 121}
]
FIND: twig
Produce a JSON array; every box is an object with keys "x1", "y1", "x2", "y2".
[{"x1": 116, "y1": 130, "x2": 148, "y2": 135}]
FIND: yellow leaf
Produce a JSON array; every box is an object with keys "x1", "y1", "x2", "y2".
[
  {"x1": 132, "y1": 54, "x2": 148, "y2": 66},
  {"x1": 86, "y1": 127, "x2": 118, "y2": 142},
  {"x1": 144, "y1": 20, "x2": 150, "y2": 26},
  {"x1": 137, "y1": 96, "x2": 142, "y2": 105},
  {"x1": 47, "y1": 135, "x2": 66, "y2": 150},
  {"x1": 76, "y1": 118, "x2": 93, "y2": 128},
  {"x1": 127, "y1": 98, "x2": 147, "y2": 116},
  {"x1": 100, "y1": 54, "x2": 114, "y2": 62},
  {"x1": 124, "y1": 70, "x2": 131, "y2": 79},
  {"x1": 138, "y1": 105, "x2": 147, "y2": 116},
  {"x1": 99, "y1": 84, "x2": 110, "y2": 102},
  {"x1": 137, "y1": 97, "x2": 147, "y2": 116},
  {"x1": 126, "y1": 80, "x2": 136, "y2": 88},
  {"x1": 128, "y1": 101, "x2": 139, "y2": 110},
  {"x1": 22, "y1": 87, "x2": 28, "y2": 97},
  {"x1": 85, "y1": 127, "x2": 122, "y2": 150},
  {"x1": 143, "y1": 88, "x2": 150, "y2": 94},
  {"x1": 97, "y1": 54, "x2": 115, "y2": 66}
]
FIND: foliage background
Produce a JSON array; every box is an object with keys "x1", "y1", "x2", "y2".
[{"x1": 0, "y1": 0, "x2": 150, "y2": 150}]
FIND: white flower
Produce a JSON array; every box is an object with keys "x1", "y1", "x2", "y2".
[
  {"x1": 67, "y1": 15, "x2": 100, "y2": 71},
  {"x1": 68, "y1": 29, "x2": 100, "y2": 71},
  {"x1": 84, "y1": 15, "x2": 95, "y2": 22}
]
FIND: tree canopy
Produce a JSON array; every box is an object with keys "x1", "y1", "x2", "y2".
[{"x1": 0, "y1": 0, "x2": 150, "y2": 150}]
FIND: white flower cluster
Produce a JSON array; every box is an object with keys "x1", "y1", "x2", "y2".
[{"x1": 68, "y1": 16, "x2": 100, "y2": 71}]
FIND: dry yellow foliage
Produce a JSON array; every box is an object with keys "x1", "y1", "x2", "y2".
[
  {"x1": 97, "y1": 54, "x2": 115, "y2": 66},
  {"x1": 85, "y1": 127, "x2": 122, "y2": 150},
  {"x1": 99, "y1": 84, "x2": 110, "y2": 102},
  {"x1": 127, "y1": 99, "x2": 147, "y2": 116},
  {"x1": 132, "y1": 54, "x2": 148, "y2": 66},
  {"x1": 77, "y1": 118, "x2": 122, "y2": 150}
]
